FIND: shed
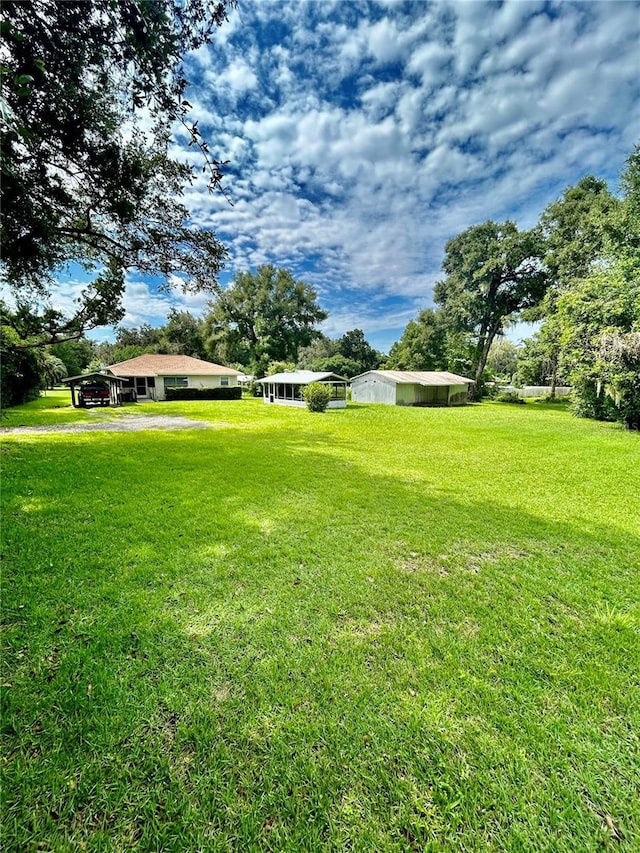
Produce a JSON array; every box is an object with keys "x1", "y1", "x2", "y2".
[
  {"x1": 258, "y1": 371, "x2": 347, "y2": 408},
  {"x1": 350, "y1": 370, "x2": 473, "y2": 406},
  {"x1": 106, "y1": 355, "x2": 241, "y2": 402},
  {"x1": 62, "y1": 372, "x2": 126, "y2": 408}
]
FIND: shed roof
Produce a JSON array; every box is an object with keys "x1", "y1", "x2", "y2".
[
  {"x1": 258, "y1": 370, "x2": 347, "y2": 384},
  {"x1": 107, "y1": 355, "x2": 240, "y2": 377},
  {"x1": 353, "y1": 370, "x2": 474, "y2": 386}
]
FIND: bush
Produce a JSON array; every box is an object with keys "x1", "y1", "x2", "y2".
[
  {"x1": 302, "y1": 382, "x2": 332, "y2": 412},
  {"x1": 244, "y1": 380, "x2": 262, "y2": 397},
  {"x1": 0, "y1": 326, "x2": 43, "y2": 409},
  {"x1": 495, "y1": 391, "x2": 525, "y2": 404},
  {"x1": 165, "y1": 387, "x2": 242, "y2": 401}
]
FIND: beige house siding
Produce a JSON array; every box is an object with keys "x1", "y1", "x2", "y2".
[{"x1": 157, "y1": 373, "x2": 238, "y2": 400}]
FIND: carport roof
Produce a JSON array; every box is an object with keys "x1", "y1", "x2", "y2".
[{"x1": 62, "y1": 371, "x2": 126, "y2": 384}]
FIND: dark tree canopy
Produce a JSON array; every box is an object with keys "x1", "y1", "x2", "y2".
[
  {"x1": 531, "y1": 146, "x2": 640, "y2": 423},
  {"x1": 162, "y1": 309, "x2": 206, "y2": 358},
  {"x1": 386, "y1": 309, "x2": 447, "y2": 371},
  {"x1": 1, "y1": 0, "x2": 233, "y2": 346},
  {"x1": 297, "y1": 331, "x2": 381, "y2": 376},
  {"x1": 435, "y1": 220, "x2": 548, "y2": 394},
  {"x1": 338, "y1": 329, "x2": 381, "y2": 373},
  {"x1": 204, "y1": 265, "x2": 328, "y2": 374},
  {"x1": 539, "y1": 175, "x2": 618, "y2": 288}
]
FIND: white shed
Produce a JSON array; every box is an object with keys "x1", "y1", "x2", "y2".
[
  {"x1": 258, "y1": 371, "x2": 347, "y2": 408},
  {"x1": 351, "y1": 371, "x2": 473, "y2": 406}
]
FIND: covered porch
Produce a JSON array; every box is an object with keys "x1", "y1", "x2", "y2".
[{"x1": 258, "y1": 371, "x2": 348, "y2": 408}]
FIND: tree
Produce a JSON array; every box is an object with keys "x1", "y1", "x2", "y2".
[
  {"x1": 40, "y1": 354, "x2": 68, "y2": 389},
  {"x1": 297, "y1": 336, "x2": 341, "y2": 368},
  {"x1": 520, "y1": 176, "x2": 620, "y2": 394},
  {"x1": 1, "y1": 1, "x2": 233, "y2": 349},
  {"x1": 160, "y1": 309, "x2": 205, "y2": 358},
  {"x1": 597, "y1": 331, "x2": 640, "y2": 429},
  {"x1": 435, "y1": 221, "x2": 548, "y2": 397},
  {"x1": 537, "y1": 146, "x2": 640, "y2": 423},
  {"x1": 539, "y1": 176, "x2": 617, "y2": 289},
  {"x1": 338, "y1": 329, "x2": 381, "y2": 373},
  {"x1": 203, "y1": 265, "x2": 328, "y2": 376},
  {"x1": 50, "y1": 338, "x2": 95, "y2": 378},
  {"x1": 266, "y1": 360, "x2": 296, "y2": 376},
  {"x1": 115, "y1": 325, "x2": 162, "y2": 350},
  {"x1": 386, "y1": 309, "x2": 447, "y2": 370},
  {"x1": 307, "y1": 355, "x2": 360, "y2": 377},
  {"x1": 485, "y1": 338, "x2": 519, "y2": 381},
  {"x1": 0, "y1": 323, "x2": 41, "y2": 408},
  {"x1": 555, "y1": 266, "x2": 640, "y2": 423},
  {"x1": 516, "y1": 321, "x2": 567, "y2": 391}
]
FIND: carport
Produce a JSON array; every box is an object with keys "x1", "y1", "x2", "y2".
[{"x1": 62, "y1": 372, "x2": 126, "y2": 408}]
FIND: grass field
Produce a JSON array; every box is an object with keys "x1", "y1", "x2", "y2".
[{"x1": 1, "y1": 395, "x2": 639, "y2": 851}]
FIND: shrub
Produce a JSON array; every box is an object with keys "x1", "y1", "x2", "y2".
[
  {"x1": 302, "y1": 382, "x2": 332, "y2": 412},
  {"x1": 495, "y1": 391, "x2": 525, "y2": 404},
  {"x1": 165, "y1": 387, "x2": 242, "y2": 401}
]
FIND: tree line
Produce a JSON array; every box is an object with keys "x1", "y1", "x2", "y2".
[
  {"x1": 0, "y1": 262, "x2": 385, "y2": 407},
  {"x1": 387, "y1": 147, "x2": 639, "y2": 427},
  {"x1": 1, "y1": 2, "x2": 637, "y2": 424}
]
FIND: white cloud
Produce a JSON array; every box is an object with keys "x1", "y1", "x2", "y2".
[
  {"x1": 44, "y1": 0, "x2": 640, "y2": 351},
  {"x1": 218, "y1": 58, "x2": 258, "y2": 93}
]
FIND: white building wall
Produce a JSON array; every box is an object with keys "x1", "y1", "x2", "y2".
[
  {"x1": 156, "y1": 374, "x2": 237, "y2": 400},
  {"x1": 351, "y1": 375, "x2": 470, "y2": 406},
  {"x1": 351, "y1": 375, "x2": 396, "y2": 404}
]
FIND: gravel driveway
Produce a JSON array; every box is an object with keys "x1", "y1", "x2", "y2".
[{"x1": 0, "y1": 414, "x2": 218, "y2": 435}]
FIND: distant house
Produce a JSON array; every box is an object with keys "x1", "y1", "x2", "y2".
[
  {"x1": 257, "y1": 370, "x2": 348, "y2": 408},
  {"x1": 351, "y1": 370, "x2": 473, "y2": 406},
  {"x1": 107, "y1": 355, "x2": 241, "y2": 402}
]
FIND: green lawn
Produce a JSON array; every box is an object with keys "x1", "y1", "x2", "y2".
[
  {"x1": 2, "y1": 397, "x2": 639, "y2": 851},
  {"x1": 1, "y1": 389, "x2": 90, "y2": 427}
]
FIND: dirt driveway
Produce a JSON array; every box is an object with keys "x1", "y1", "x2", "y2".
[{"x1": 0, "y1": 414, "x2": 218, "y2": 435}]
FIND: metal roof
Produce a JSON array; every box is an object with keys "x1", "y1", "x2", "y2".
[
  {"x1": 62, "y1": 371, "x2": 126, "y2": 384},
  {"x1": 353, "y1": 370, "x2": 474, "y2": 386},
  {"x1": 258, "y1": 370, "x2": 347, "y2": 384}
]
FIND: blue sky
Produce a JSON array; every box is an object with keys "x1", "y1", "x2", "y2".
[{"x1": 74, "y1": 1, "x2": 640, "y2": 352}]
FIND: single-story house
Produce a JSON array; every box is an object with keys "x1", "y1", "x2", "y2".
[
  {"x1": 106, "y1": 355, "x2": 241, "y2": 402},
  {"x1": 258, "y1": 370, "x2": 348, "y2": 408},
  {"x1": 350, "y1": 370, "x2": 473, "y2": 406}
]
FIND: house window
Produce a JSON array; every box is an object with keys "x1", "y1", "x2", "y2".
[
  {"x1": 164, "y1": 376, "x2": 188, "y2": 389},
  {"x1": 220, "y1": 377, "x2": 229, "y2": 387}
]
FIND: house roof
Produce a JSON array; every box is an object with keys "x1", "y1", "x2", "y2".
[
  {"x1": 353, "y1": 370, "x2": 474, "y2": 386},
  {"x1": 258, "y1": 370, "x2": 347, "y2": 384},
  {"x1": 107, "y1": 355, "x2": 241, "y2": 378}
]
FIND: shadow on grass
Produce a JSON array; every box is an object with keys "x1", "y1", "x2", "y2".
[{"x1": 2, "y1": 425, "x2": 639, "y2": 851}]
